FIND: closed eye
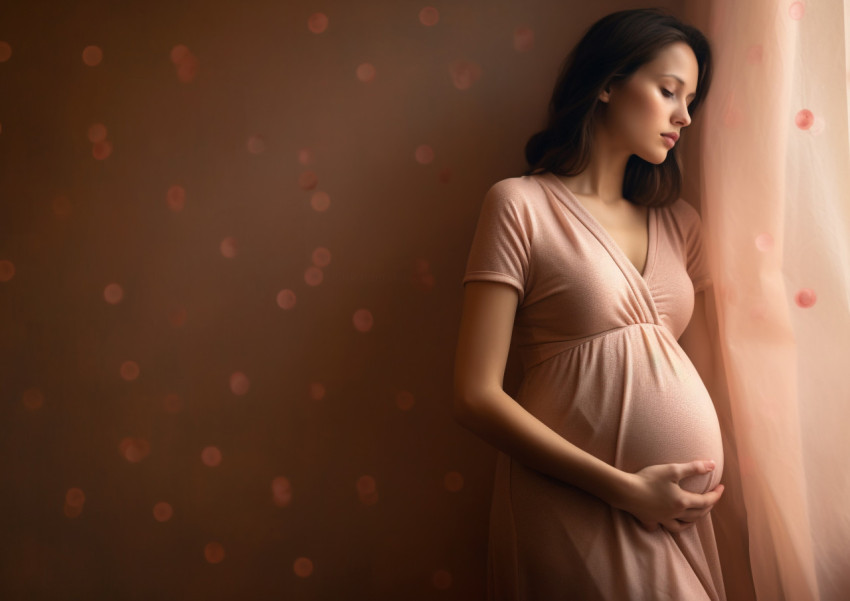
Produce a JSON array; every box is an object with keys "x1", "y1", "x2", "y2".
[{"x1": 661, "y1": 88, "x2": 675, "y2": 98}]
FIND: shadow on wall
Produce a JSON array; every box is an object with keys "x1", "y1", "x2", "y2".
[{"x1": 0, "y1": 0, "x2": 681, "y2": 598}]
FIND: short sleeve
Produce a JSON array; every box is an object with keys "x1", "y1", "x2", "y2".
[
  {"x1": 675, "y1": 199, "x2": 712, "y2": 293},
  {"x1": 462, "y1": 180, "x2": 532, "y2": 304}
]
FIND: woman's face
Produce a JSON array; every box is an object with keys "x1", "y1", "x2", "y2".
[{"x1": 599, "y1": 41, "x2": 699, "y2": 164}]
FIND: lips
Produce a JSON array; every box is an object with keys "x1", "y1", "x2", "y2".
[{"x1": 661, "y1": 132, "x2": 679, "y2": 142}]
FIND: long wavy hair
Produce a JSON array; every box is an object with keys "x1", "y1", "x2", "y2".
[{"x1": 524, "y1": 8, "x2": 712, "y2": 207}]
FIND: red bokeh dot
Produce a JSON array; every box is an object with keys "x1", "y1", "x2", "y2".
[
  {"x1": 168, "y1": 306, "x2": 188, "y2": 327},
  {"x1": 444, "y1": 471, "x2": 464, "y2": 492},
  {"x1": 167, "y1": 185, "x2": 186, "y2": 211},
  {"x1": 356, "y1": 62, "x2": 376, "y2": 83},
  {"x1": 353, "y1": 309, "x2": 374, "y2": 333},
  {"x1": 294, "y1": 557, "x2": 314, "y2": 577},
  {"x1": 755, "y1": 233, "x2": 774, "y2": 252},
  {"x1": 312, "y1": 247, "x2": 331, "y2": 267},
  {"x1": 0, "y1": 260, "x2": 15, "y2": 282},
  {"x1": 82, "y1": 45, "x2": 103, "y2": 66},
  {"x1": 64, "y1": 504, "x2": 83, "y2": 518},
  {"x1": 395, "y1": 390, "x2": 415, "y2": 411},
  {"x1": 277, "y1": 289, "x2": 297, "y2": 310},
  {"x1": 230, "y1": 371, "x2": 250, "y2": 395},
  {"x1": 52, "y1": 195, "x2": 72, "y2": 218},
  {"x1": 307, "y1": 13, "x2": 329, "y2": 34},
  {"x1": 170, "y1": 44, "x2": 190, "y2": 64},
  {"x1": 449, "y1": 59, "x2": 482, "y2": 90},
  {"x1": 201, "y1": 446, "x2": 222, "y2": 467},
  {"x1": 419, "y1": 7, "x2": 439, "y2": 26},
  {"x1": 513, "y1": 26, "x2": 535, "y2": 52},
  {"x1": 304, "y1": 266, "x2": 324, "y2": 286},
  {"x1": 175, "y1": 53, "x2": 199, "y2": 83},
  {"x1": 23, "y1": 387, "x2": 44, "y2": 410},
  {"x1": 789, "y1": 1, "x2": 805, "y2": 19},
  {"x1": 432, "y1": 569, "x2": 453, "y2": 589},
  {"x1": 104, "y1": 283, "x2": 123, "y2": 304},
  {"x1": 415, "y1": 144, "x2": 435, "y2": 165},
  {"x1": 299, "y1": 170, "x2": 319, "y2": 190},
  {"x1": 92, "y1": 140, "x2": 113, "y2": 160},
  {"x1": 297, "y1": 148, "x2": 314, "y2": 165},
  {"x1": 153, "y1": 502, "x2": 173, "y2": 522},
  {"x1": 357, "y1": 475, "x2": 376, "y2": 495},
  {"x1": 795, "y1": 288, "x2": 817, "y2": 308},
  {"x1": 120, "y1": 360, "x2": 140, "y2": 381},
  {"x1": 310, "y1": 190, "x2": 330, "y2": 212},
  {"x1": 0, "y1": 42, "x2": 11, "y2": 62},
  {"x1": 119, "y1": 437, "x2": 150, "y2": 462},
  {"x1": 204, "y1": 542, "x2": 225, "y2": 564},
  {"x1": 795, "y1": 109, "x2": 814, "y2": 130},
  {"x1": 247, "y1": 135, "x2": 265, "y2": 154},
  {"x1": 220, "y1": 236, "x2": 238, "y2": 258},
  {"x1": 65, "y1": 487, "x2": 85, "y2": 508},
  {"x1": 87, "y1": 123, "x2": 107, "y2": 143},
  {"x1": 271, "y1": 476, "x2": 292, "y2": 507},
  {"x1": 309, "y1": 382, "x2": 326, "y2": 400},
  {"x1": 163, "y1": 392, "x2": 182, "y2": 413}
]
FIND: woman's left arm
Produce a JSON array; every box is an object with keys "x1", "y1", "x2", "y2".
[{"x1": 679, "y1": 289, "x2": 716, "y2": 384}]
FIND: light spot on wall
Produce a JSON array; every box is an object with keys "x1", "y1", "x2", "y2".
[
  {"x1": 171, "y1": 45, "x2": 199, "y2": 83},
  {"x1": 311, "y1": 247, "x2": 331, "y2": 267},
  {"x1": 356, "y1": 62, "x2": 376, "y2": 83},
  {"x1": 22, "y1": 388, "x2": 44, "y2": 410},
  {"x1": 309, "y1": 382, "x2": 326, "y2": 400},
  {"x1": 220, "y1": 236, "x2": 238, "y2": 258},
  {"x1": 119, "y1": 437, "x2": 150, "y2": 462},
  {"x1": 293, "y1": 557, "x2": 314, "y2": 577},
  {"x1": 299, "y1": 170, "x2": 319, "y2": 190},
  {"x1": 789, "y1": 1, "x2": 805, "y2": 20},
  {"x1": 795, "y1": 109, "x2": 814, "y2": 130},
  {"x1": 310, "y1": 190, "x2": 330, "y2": 212},
  {"x1": 353, "y1": 309, "x2": 374, "y2": 333},
  {"x1": 271, "y1": 476, "x2": 292, "y2": 507},
  {"x1": 64, "y1": 487, "x2": 85, "y2": 518},
  {"x1": 754, "y1": 233, "x2": 773, "y2": 252},
  {"x1": 201, "y1": 446, "x2": 222, "y2": 467},
  {"x1": 0, "y1": 42, "x2": 11, "y2": 62},
  {"x1": 247, "y1": 135, "x2": 265, "y2": 154},
  {"x1": 308, "y1": 13, "x2": 329, "y2": 34},
  {"x1": 204, "y1": 542, "x2": 225, "y2": 564},
  {"x1": 298, "y1": 148, "x2": 314, "y2": 165},
  {"x1": 304, "y1": 266, "x2": 323, "y2": 286},
  {"x1": 795, "y1": 288, "x2": 816, "y2": 308},
  {"x1": 153, "y1": 502, "x2": 173, "y2": 522},
  {"x1": 419, "y1": 7, "x2": 439, "y2": 26},
  {"x1": 444, "y1": 471, "x2": 464, "y2": 492},
  {"x1": 277, "y1": 289, "x2": 297, "y2": 310},
  {"x1": 357, "y1": 475, "x2": 378, "y2": 505},
  {"x1": 104, "y1": 283, "x2": 124, "y2": 304},
  {"x1": 449, "y1": 59, "x2": 482, "y2": 90},
  {"x1": 92, "y1": 140, "x2": 113, "y2": 160},
  {"x1": 395, "y1": 390, "x2": 414, "y2": 411},
  {"x1": 120, "y1": 361, "x2": 140, "y2": 381},
  {"x1": 230, "y1": 371, "x2": 250, "y2": 395},
  {"x1": 167, "y1": 185, "x2": 186, "y2": 211},
  {"x1": 513, "y1": 26, "x2": 534, "y2": 52},
  {"x1": 415, "y1": 144, "x2": 434, "y2": 165},
  {"x1": 88, "y1": 123, "x2": 107, "y2": 143},
  {"x1": 0, "y1": 260, "x2": 15, "y2": 282}
]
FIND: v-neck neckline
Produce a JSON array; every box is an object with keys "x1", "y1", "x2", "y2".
[{"x1": 544, "y1": 172, "x2": 656, "y2": 282}]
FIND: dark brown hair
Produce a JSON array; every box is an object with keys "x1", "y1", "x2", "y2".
[{"x1": 524, "y1": 8, "x2": 712, "y2": 207}]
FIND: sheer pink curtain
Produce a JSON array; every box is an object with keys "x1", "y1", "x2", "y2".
[{"x1": 690, "y1": 1, "x2": 850, "y2": 599}]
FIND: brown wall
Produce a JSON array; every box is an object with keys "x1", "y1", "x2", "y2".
[{"x1": 0, "y1": 1, "x2": 688, "y2": 598}]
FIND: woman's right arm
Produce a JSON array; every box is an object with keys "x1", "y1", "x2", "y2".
[{"x1": 453, "y1": 281, "x2": 724, "y2": 533}]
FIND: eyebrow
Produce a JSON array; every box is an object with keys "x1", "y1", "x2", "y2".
[{"x1": 661, "y1": 74, "x2": 696, "y2": 100}]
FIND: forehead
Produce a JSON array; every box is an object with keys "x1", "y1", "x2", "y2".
[{"x1": 641, "y1": 42, "x2": 698, "y2": 90}]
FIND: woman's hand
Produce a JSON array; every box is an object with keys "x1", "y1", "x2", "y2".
[{"x1": 615, "y1": 460, "x2": 725, "y2": 533}]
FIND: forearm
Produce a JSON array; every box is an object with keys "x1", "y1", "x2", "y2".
[{"x1": 454, "y1": 386, "x2": 635, "y2": 509}]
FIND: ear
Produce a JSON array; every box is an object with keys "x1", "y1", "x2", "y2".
[{"x1": 598, "y1": 85, "x2": 612, "y2": 104}]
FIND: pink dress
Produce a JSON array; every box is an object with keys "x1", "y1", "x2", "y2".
[{"x1": 463, "y1": 172, "x2": 726, "y2": 600}]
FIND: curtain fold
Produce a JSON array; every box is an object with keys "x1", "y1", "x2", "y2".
[{"x1": 698, "y1": 1, "x2": 850, "y2": 599}]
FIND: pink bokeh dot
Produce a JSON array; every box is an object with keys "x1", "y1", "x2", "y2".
[
  {"x1": 220, "y1": 236, "x2": 238, "y2": 258},
  {"x1": 163, "y1": 392, "x2": 182, "y2": 413},
  {"x1": 168, "y1": 306, "x2": 188, "y2": 327},
  {"x1": 247, "y1": 135, "x2": 265, "y2": 154},
  {"x1": 310, "y1": 190, "x2": 331, "y2": 212},
  {"x1": 52, "y1": 195, "x2": 72, "y2": 218},
  {"x1": 201, "y1": 446, "x2": 222, "y2": 467},
  {"x1": 277, "y1": 289, "x2": 297, "y2": 310},
  {"x1": 104, "y1": 283, "x2": 124, "y2": 304},
  {"x1": 308, "y1": 13, "x2": 329, "y2": 34},
  {"x1": 229, "y1": 371, "x2": 250, "y2": 395},
  {"x1": 120, "y1": 361, "x2": 140, "y2": 381},
  {"x1": 754, "y1": 233, "x2": 774, "y2": 252},
  {"x1": 170, "y1": 44, "x2": 190, "y2": 65},
  {"x1": 0, "y1": 42, "x2": 11, "y2": 62},
  {"x1": 66, "y1": 487, "x2": 85, "y2": 508},
  {"x1": 23, "y1": 388, "x2": 44, "y2": 410},
  {"x1": 0, "y1": 260, "x2": 16, "y2": 282},
  {"x1": 353, "y1": 309, "x2": 374, "y2": 333},
  {"x1": 795, "y1": 288, "x2": 817, "y2": 308},
  {"x1": 92, "y1": 140, "x2": 113, "y2": 160},
  {"x1": 167, "y1": 185, "x2": 186, "y2": 211},
  {"x1": 395, "y1": 390, "x2": 415, "y2": 410},
  {"x1": 357, "y1": 475, "x2": 379, "y2": 505},
  {"x1": 271, "y1": 476, "x2": 293, "y2": 507},
  {"x1": 87, "y1": 123, "x2": 107, "y2": 143},
  {"x1": 298, "y1": 148, "x2": 314, "y2": 165},
  {"x1": 176, "y1": 54, "x2": 199, "y2": 83},
  {"x1": 513, "y1": 26, "x2": 535, "y2": 52},
  {"x1": 153, "y1": 502, "x2": 173, "y2": 522},
  {"x1": 82, "y1": 45, "x2": 103, "y2": 66},
  {"x1": 432, "y1": 569, "x2": 453, "y2": 590},
  {"x1": 795, "y1": 109, "x2": 814, "y2": 130},
  {"x1": 299, "y1": 170, "x2": 319, "y2": 190},
  {"x1": 312, "y1": 247, "x2": 331, "y2": 267},
  {"x1": 356, "y1": 62, "x2": 376, "y2": 83},
  {"x1": 789, "y1": 1, "x2": 805, "y2": 19},
  {"x1": 304, "y1": 266, "x2": 324, "y2": 286},
  {"x1": 309, "y1": 382, "x2": 326, "y2": 400},
  {"x1": 449, "y1": 59, "x2": 482, "y2": 91},
  {"x1": 444, "y1": 471, "x2": 464, "y2": 492},
  {"x1": 204, "y1": 542, "x2": 225, "y2": 564},
  {"x1": 419, "y1": 7, "x2": 439, "y2": 26},
  {"x1": 415, "y1": 144, "x2": 435, "y2": 165},
  {"x1": 294, "y1": 557, "x2": 314, "y2": 577},
  {"x1": 119, "y1": 437, "x2": 150, "y2": 462}
]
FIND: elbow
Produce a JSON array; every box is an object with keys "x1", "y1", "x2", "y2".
[{"x1": 452, "y1": 383, "x2": 493, "y2": 430}]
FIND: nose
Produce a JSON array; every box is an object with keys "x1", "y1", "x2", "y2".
[{"x1": 674, "y1": 102, "x2": 692, "y2": 127}]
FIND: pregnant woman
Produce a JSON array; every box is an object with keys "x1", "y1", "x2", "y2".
[{"x1": 453, "y1": 9, "x2": 728, "y2": 600}]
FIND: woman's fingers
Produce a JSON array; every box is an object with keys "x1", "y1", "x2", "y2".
[{"x1": 672, "y1": 459, "x2": 716, "y2": 482}]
